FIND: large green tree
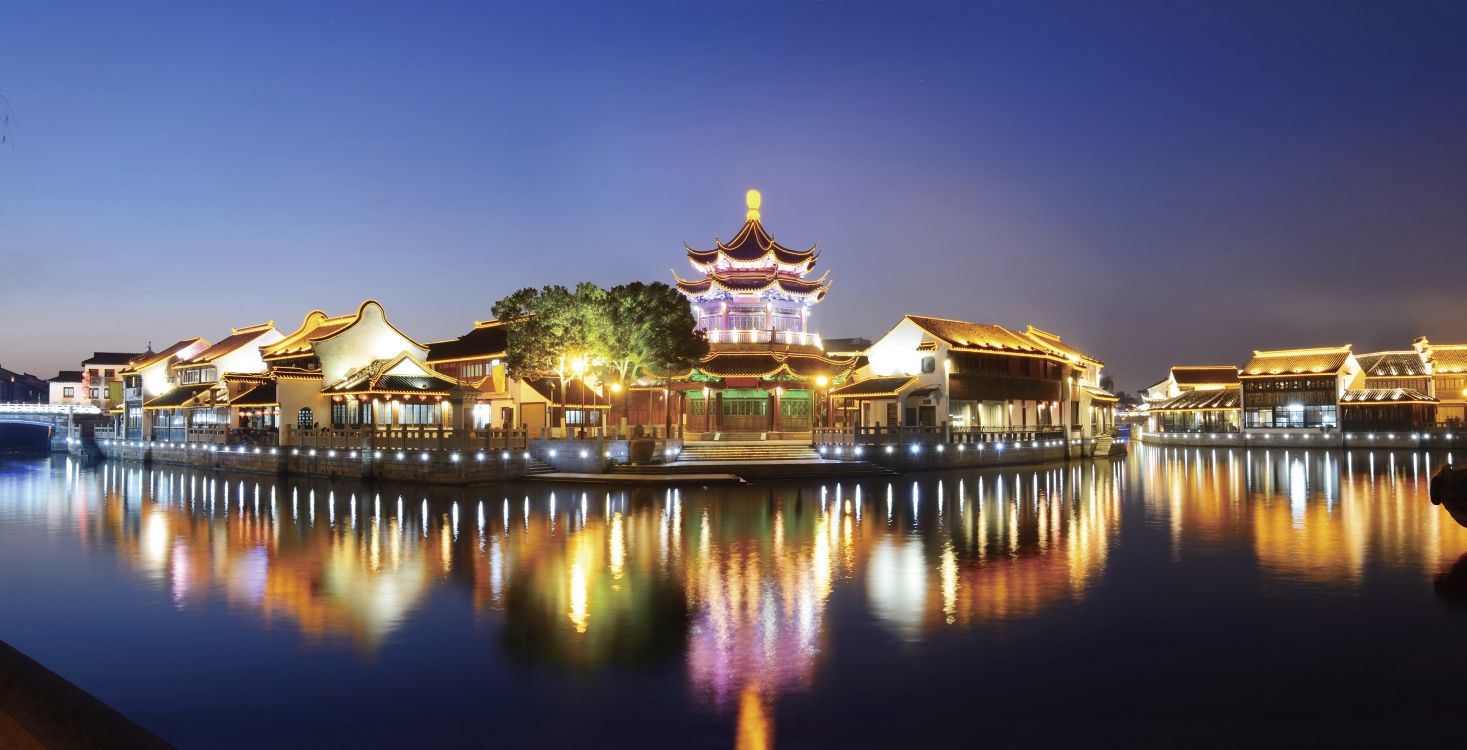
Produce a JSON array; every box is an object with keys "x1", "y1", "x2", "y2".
[
  {"x1": 492, "y1": 283, "x2": 611, "y2": 379},
  {"x1": 601, "y1": 281, "x2": 707, "y2": 384},
  {"x1": 492, "y1": 281, "x2": 705, "y2": 385}
]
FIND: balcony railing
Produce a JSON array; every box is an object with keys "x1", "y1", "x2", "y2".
[{"x1": 704, "y1": 329, "x2": 822, "y2": 347}]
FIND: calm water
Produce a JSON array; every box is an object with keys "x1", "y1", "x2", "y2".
[{"x1": 4, "y1": 446, "x2": 1467, "y2": 747}]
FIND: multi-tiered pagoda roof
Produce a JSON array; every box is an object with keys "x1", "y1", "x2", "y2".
[{"x1": 673, "y1": 190, "x2": 831, "y2": 303}]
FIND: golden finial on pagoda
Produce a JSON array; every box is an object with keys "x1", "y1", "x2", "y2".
[{"x1": 746, "y1": 189, "x2": 761, "y2": 221}]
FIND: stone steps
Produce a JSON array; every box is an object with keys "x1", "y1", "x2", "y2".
[{"x1": 677, "y1": 444, "x2": 821, "y2": 462}]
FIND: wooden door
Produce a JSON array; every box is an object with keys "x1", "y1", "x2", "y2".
[{"x1": 521, "y1": 403, "x2": 546, "y2": 437}]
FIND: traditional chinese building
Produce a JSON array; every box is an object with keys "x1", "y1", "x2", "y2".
[
  {"x1": 1415, "y1": 337, "x2": 1467, "y2": 425},
  {"x1": 836, "y1": 316, "x2": 1116, "y2": 441},
  {"x1": 256, "y1": 301, "x2": 457, "y2": 441},
  {"x1": 1145, "y1": 365, "x2": 1242, "y2": 433},
  {"x1": 658, "y1": 190, "x2": 858, "y2": 437},
  {"x1": 1238, "y1": 346, "x2": 1360, "y2": 431},
  {"x1": 426, "y1": 319, "x2": 601, "y2": 436},
  {"x1": 142, "y1": 322, "x2": 282, "y2": 441}
]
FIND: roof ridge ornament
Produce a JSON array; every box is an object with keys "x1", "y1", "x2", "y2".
[{"x1": 746, "y1": 189, "x2": 761, "y2": 221}]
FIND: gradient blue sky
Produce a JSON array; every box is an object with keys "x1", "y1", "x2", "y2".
[{"x1": 3, "y1": 1, "x2": 1465, "y2": 391}]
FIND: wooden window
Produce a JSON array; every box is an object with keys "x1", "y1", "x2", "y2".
[{"x1": 297, "y1": 408, "x2": 314, "y2": 429}]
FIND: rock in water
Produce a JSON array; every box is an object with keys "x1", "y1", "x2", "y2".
[{"x1": 1430, "y1": 466, "x2": 1467, "y2": 528}]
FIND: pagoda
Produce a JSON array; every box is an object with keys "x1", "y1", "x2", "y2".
[{"x1": 663, "y1": 190, "x2": 856, "y2": 436}]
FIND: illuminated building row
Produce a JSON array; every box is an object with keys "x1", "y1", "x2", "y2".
[{"x1": 1146, "y1": 338, "x2": 1467, "y2": 434}]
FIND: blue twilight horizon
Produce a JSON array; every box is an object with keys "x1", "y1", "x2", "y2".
[{"x1": 1, "y1": 0, "x2": 1465, "y2": 392}]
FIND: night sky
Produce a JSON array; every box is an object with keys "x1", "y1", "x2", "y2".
[{"x1": 2, "y1": 1, "x2": 1465, "y2": 393}]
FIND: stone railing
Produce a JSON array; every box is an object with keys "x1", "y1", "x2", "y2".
[
  {"x1": 284, "y1": 426, "x2": 527, "y2": 451},
  {"x1": 185, "y1": 426, "x2": 228, "y2": 444},
  {"x1": 0, "y1": 402, "x2": 101, "y2": 415},
  {"x1": 816, "y1": 425, "x2": 1066, "y2": 446}
]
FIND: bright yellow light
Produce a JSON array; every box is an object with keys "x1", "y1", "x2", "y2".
[
  {"x1": 610, "y1": 382, "x2": 622, "y2": 393},
  {"x1": 815, "y1": 375, "x2": 829, "y2": 388},
  {"x1": 571, "y1": 355, "x2": 587, "y2": 377},
  {"x1": 745, "y1": 189, "x2": 762, "y2": 221}
]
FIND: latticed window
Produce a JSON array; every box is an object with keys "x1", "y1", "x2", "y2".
[{"x1": 297, "y1": 408, "x2": 314, "y2": 429}]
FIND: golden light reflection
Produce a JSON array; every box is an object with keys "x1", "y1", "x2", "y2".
[{"x1": 80, "y1": 450, "x2": 1467, "y2": 746}]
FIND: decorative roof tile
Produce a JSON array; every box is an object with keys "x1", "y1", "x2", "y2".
[
  {"x1": 1339, "y1": 388, "x2": 1436, "y2": 404},
  {"x1": 1241, "y1": 346, "x2": 1352, "y2": 377},
  {"x1": 1170, "y1": 366, "x2": 1240, "y2": 386},
  {"x1": 1354, "y1": 351, "x2": 1428, "y2": 378},
  {"x1": 1153, "y1": 388, "x2": 1241, "y2": 411},
  {"x1": 426, "y1": 320, "x2": 509, "y2": 363},
  {"x1": 830, "y1": 376, "x2": 917, "y2": 399}
]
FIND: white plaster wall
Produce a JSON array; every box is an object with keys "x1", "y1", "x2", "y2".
[
  {"x1": 49, "y1": 381, "x2": 86, "y2": 404},
  {"x1": 312, "y1": 302, "x2": 427, "y2": 383}
]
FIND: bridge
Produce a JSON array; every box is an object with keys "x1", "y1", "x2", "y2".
[{"x1": 0, "y1": 403, "x2": 103, "y2": 452}]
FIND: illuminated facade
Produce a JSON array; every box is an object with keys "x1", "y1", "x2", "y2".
[
  {"x1": 658, "y1": 191, "x2": 857, "y2": 435},
  {"x1": 1415, "y1": 337, "x2": 1467, "y2": 425},
  {"x1": 120, "y1": 338, "x2": 211, "y2": 439},
  {"x1": 1146, "y1": 366, "x2": 1241, "y2": 433},
  {"x1": 838, "y1": 315, "x2": 1117, "y2": 439},
  {"x1": 1146, "y1": 342, "x2": 1456, "y2": 437}
]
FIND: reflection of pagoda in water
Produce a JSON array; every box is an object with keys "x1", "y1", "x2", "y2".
[{"x1": 80, "y1": 464, "x2": 1128, "y2": 744}]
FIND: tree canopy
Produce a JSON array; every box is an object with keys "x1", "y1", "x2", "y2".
[{"x1": 491, "y1": 281, "x2": 705, "y2": 383}]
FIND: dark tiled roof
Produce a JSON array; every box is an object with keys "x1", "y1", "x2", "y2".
[
  {"x1": 685, "y1": 217, "x2": 817, "y2": 267},
  {"x1": 230, "y1": 381, "x2": 278, "y2": 407},
  {"x1": 322, "y1": 355, "x2": 457, "y2": 396},
  {"x1": 1428, "y1": 346, "x2": 1467, "y2": 374},
  {"x1": 1339, "y1": 388, "x2": 1436, "y2": 404},
  {"x1": 426, "y1": 322, "x2": 508, "y2": 363},
  {"x1": 1153, "y1": 388, "x2": 1241, "y2": 411},
  {"x1": 905, "y1": 316, "x2": 1052, "y2": 356},
  {"x1": 1241, "y1": 347, "x2": 1352, "y2": 377},
  {"x1": 1355, "y1": 351, "x2": 1428, "y2": 378},
  {"x1": 122, "y1": 339, "x2": 208, "y2": 374},
  {"x1": 1021, "y1": 326, "x2": 1102, "y2": 365},
  {"x1": 82, "y1": 352, "x2": 141, "y2": 366},
  {"x1": 143, "y1": 384, "x2": 216, "y2": 409},
  {"x1": 694, "y1": 350, "x2": 856, "y2": 380},
  {"x1": 1170, "y1": 366, "x2": 1240, "y2": 386},
  {"x1": 822, "y1": 337, "x2": 871, "y2": 355},
  {"x1": 523, "y1": 378, "x2": 607, "y2": 406},
  {"x1": 51, "y1": 370, "x2": 83, "y2": 382},
  {"x1": 831, "y1": 376, "x2": 917, "y2": 398},
  {"x1": 182, "y1": 324, "x2": 274, "y2": 365}
]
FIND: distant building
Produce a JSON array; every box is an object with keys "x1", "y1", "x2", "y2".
[
  {"x1": 48, "y1": 371, "x2": 86, "y2": 405},
  {"x1": 1415, "y1": 337, "x2": 1467, "y2": 425},
  {"x1": 0, "y1": 365, "x2": 47, "y2": 402},
  {"x1": 1147, "y1": 366, "x2": 1242, "y2": 433},
  {"x1": 80, "y1": 352, "x2": 140, "y2": 410}
]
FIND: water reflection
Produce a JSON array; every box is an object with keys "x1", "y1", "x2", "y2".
[
  {"x1": 4, "y1": 446, "x2": 1467, "y2": 746},
  {"x1": 1139, "y1": 447, "x2": 1467, "y2": 585}
]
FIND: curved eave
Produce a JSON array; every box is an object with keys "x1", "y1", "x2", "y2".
[
  {"x1": 685, "y1": 220, "x2": 818, "y2": 266},
  {"x1": 673, "y1": 269, "x2": 831, "y2": 301}
]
